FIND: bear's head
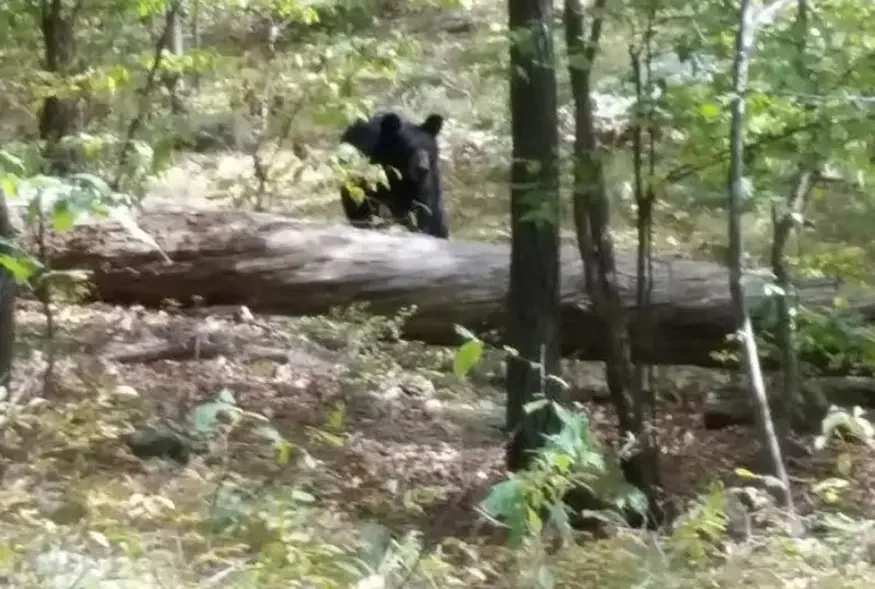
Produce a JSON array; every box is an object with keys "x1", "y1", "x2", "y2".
[
  {"x1": 340, "y1": 111, "x2": 448, "y2": 238},
  {"x1": 370, "y1": 112, "x2": 443, "y2": 198}
]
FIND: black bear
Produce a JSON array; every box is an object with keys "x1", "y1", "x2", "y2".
[{"x1": 339, "y1": 111, "x2": 449, "y2": 239}]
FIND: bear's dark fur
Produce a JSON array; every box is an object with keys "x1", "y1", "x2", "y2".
[{"x1": 339, "y1": 111, "x2": 449, "y2": 239}]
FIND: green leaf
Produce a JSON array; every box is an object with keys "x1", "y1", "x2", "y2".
[
  {"x1": 218, "y1": 388, "x2": 236, "y2": 405},
  {"x1": 480, "y1": 478, "x2": 524, "y2": 518},
  {"x1": 324, "y1": 405, "x2": 345, "y2": 432},
  {"x1": 191, "y1": 401, "x2": 226, "y2": 433},
  {"x1": 51, "y1": 201, "x2": 75, "y2": 233},
  {"x1": 0, "y1": 176, "x2": 16, "y2": 197},
  {"x1": 699, "y1": 102, "x2": 721, "y2": 120},
  {"x1": 453, "y1": 338, "x2": 484, "y2": 378},
  {"x1": 480, "y1": 478, "x2": 528, "y2": 545},
  {"x1": 274, "y1": 439, "x2": 294, "y2": 465},
  {"x1": 0, "y1": 151, "x2": 24, "y2": 176},
  {"x1": 71, "y1": 172, "x2": 112, "y2": 197},
  {"x1": 546, "y1": 500, "x2": 572, "y2": 546},
  {"x1": 0, "y1": 253, "x2": 37, "y2": 283},
  {"x1": 613, "y1": 482, "x2": 649, "y2": 518}
]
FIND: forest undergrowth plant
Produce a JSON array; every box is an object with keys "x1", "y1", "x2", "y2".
[
  {"x1": 190, "y1": 388, "x2": 349, "y2": 531},
  {"x1": 454, "y1": 325, "x2": 648, "y2": 548},
  {"x1": 184, "y1": 387, "x2": 427, "y2": 587},
  {"x1": 0, "y1": 147, "x2": 171, "y2": 390},
  {"x1": 297, "y1": 303, "x2": 418, "y2": 382},
  {"x1": 0, "y1": 381, "x2": 417, "y2": 588},
  {"x1": 794, "y1": 305, "x2": 875, "y2": 375},
  {"x1": 669, "y1": 482, "x2": 743, "y2": 565},
  {"x1": 710, "y1": 289, "x2": 875, "y2": 428},
  {"x1": 755, "y1": 289, "x2": 875, "y2": 377}
]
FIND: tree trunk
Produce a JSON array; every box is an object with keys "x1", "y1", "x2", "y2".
[
  {"x1": 39, "y1": 0, "x2": 81, "y2": 172},
  {"x1": 565, "y1": 0, "x2": 662, "y2": 526},
  {"x1": 0, "y1": 192, "x2": 16, "y2": 391},
  {"x1": 768, "y1": 0, "x2": 827, "y2": 434},
  {"x1": 771, "y1": 164, "x2": 826, "y2": 430},
  {"x1": 727, "y1": 0, "x2": 794, "y2": 513},
  {"x1": 563, "y1": 0, "x2": 596, "y2": 295},
  {"x1": 505, "y1": 0, "x2": 562, "y2": 472},
  {"x1": 190, "y1": 0, "x2": 202, "y2": 90},
  {"x1": 111, "y1": 0, "x2": 184, "y2": 192},
  {"x1": 629, "y1": 20, "x2": 663, "y2": 525},
  {"x1": 163, "y1": 0, "x2": 187, "y2": 115},
  {"x1": 32, "y1": 208, "x2": 875, "y2": 369}
]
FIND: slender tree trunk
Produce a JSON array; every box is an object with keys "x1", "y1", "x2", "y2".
[
  {"x1": 564, "y1": 0, "x2": 662, "y2": 525},
  {"x1": 0, "y1": 191, "x2": 16, "y2": 391},
  {"x1": 771, "y1": 163, "x2": 825, "y2": 431},
  {"x1": 629, "y1": 31, "x2": 661, "y2": 518},
  {"x1": 36, "y1": 0, "x2": 83, "y2": 392},
  {"x1": 505, "y1": 0, "x2": 562, "y2": 472},
  {"x1": 191, "y1": 0, "x2": 201, "y2": 90},
  {"x1": 39, "y1": 0, "x2": 82, "y2": 172},
  {"x1": 111, "y1": 0, "x2": 184, "y2": 192},
  {"x1": 630, "y1": 49, "x2": 651, "y2": 422},
  {"x1": 565, "y1": 0, "x2": 627, "y2": 422},
  {"x1": 164, "y1": 0, "x2": 187, "y2": 115},
  {"x1": 770, "y1": 0, "x2": 827, "y2": 434},
  {"x1": 564, "y1": 0, "x2": 597, "y2": 295},
  {"x1": 727, "y1": 0, "x2": 794, "y2": 512}
]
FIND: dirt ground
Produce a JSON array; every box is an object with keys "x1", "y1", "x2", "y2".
[{"x1": 14, "y1": 294, "x2": 875, "y2": 545}]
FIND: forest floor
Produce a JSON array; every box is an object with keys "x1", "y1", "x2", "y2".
[
  {"x1": 4, "y1": 290, "x2": 875, "y2": 588},
  {"x1": 2, "y1": 1, "x2": 875, "y2": 587}
]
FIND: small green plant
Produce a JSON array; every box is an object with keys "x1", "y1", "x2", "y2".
[
  {"x1": 795, "y1": 304, "x2": 875, "y2": 375},
  {"x1": 192, "y1": 388, "x2": 296, "y2": 465},
  {"x1": 669, "y1": 482, "x2": 733, "y2": 565},
  {"x1": 0, "y1": 147, "x2": 171, "y2": 286},
  {"x1": 452, "y1": 324, "x2": 486, "y2": 378},
  {"x1": 756, "y1": 295, "x2": 875, "y2": 376},
  {"x1": 479, "y1": 400, "x2": 648, "y2": 548},
  {"x1": 453, "y1": 325, "x2": 647, "y2": 548}
]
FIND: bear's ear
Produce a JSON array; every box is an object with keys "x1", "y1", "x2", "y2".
[
  {"x1": 420, "y1": 114, "x2": 444, "y2": 137},
  {"x1": 380, "y1": 113, "x2": 403, "y2": 135},
  {"x1": 341, "y1": 117, "x2": 378, "y2": 154}
]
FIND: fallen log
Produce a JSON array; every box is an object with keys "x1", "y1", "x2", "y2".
[
  {"x1": 35, "y1": 207, "x2": 875, "y2": 368},
  {"x1": 703, "y1": 376, "x2": 875, "y2": 429}
]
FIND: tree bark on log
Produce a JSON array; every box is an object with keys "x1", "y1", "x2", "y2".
[
  {"x1": 35, "y1": 208, "x2": 874, "y2": 368},
  {"x1": 703, "y1": 376, "x2": 875, "y2": 429}
]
